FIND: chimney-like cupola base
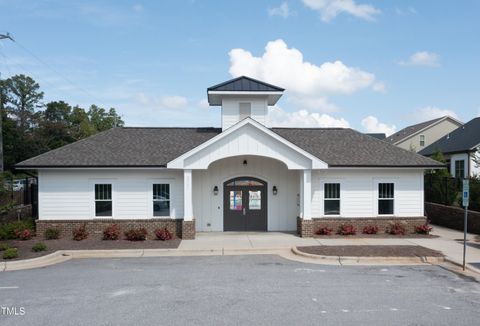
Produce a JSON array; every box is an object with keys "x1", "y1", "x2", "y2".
[{"x1": 207, "y1": 76, "x2": 284, "y2": 131}]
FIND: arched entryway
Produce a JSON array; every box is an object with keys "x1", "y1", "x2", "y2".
[{"x1": 223, "y1": 176, "x2": 267, "y2": 231}]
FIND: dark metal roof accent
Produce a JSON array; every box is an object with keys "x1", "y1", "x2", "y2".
[
  {"x1": 419, "y1": 117, "x2": 480, "y2": 156},
  {"x1": 207, "y1": 76, "x2": 285, "y2": 92},
  {"x1": 15, "y1": 126, "x2": 443, "y2": 169},
  {"x1": 385, "y1": 117, "x2": 445, "y2": 144}
]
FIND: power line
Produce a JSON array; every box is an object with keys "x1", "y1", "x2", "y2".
[{"x1": 9, "y1": 36, "x2": 108, "y2": 107}]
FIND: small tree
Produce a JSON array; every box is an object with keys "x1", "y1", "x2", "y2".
[{"x1": 425, "y1": 150, "x2": 458, "y2": 205}]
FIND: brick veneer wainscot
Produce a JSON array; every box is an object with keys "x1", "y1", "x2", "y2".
[
  {"x1": 297, "y1": 216, "x2": 427, "y2": 237},
  {"x1": 35, "y1": 218, "x2": 197, "y2": 240}
]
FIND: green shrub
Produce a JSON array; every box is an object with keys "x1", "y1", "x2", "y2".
[
  {"x1": 3, "y1": 248, "x2": 18, "y2": 259},
  {"x1": 0, "y1": 243, "x2": 10, "y2": 251},
  {"x1": 44, "y1": 228, "x2": 60, "y2": 240},
  {"x1": 32, "y1": 243, "x2": 47, "y2": 252},
  {"x1": 0, "y1": 220, "x2": 35, "y2": 240}
]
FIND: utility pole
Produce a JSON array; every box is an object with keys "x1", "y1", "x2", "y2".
[{"x1": 0, "y1": 32, "x2": 14, "y2": 172}]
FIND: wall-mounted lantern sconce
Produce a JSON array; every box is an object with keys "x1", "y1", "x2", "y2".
[
  {"x1": 272, "y1": 186, "x2": 278, "y2": 195},
  {"x1": 243, "y1": 159, "x2": 248, "y2": 166},
  {"x1": 213, "y1": 186, "x2": 219, "y2": 195}
]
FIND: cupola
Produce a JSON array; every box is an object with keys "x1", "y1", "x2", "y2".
[{"x1": 207, "y1": 76, "x2": 284, "y2": 130}]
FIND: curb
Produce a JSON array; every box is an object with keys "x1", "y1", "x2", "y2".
[
  {"x1": 291, "y1": 246, "x2": 445, "y2": 265},
  {"x1": 0, "y1": 247, "x2": 290, "y2": 271},
  {"x1": 2, "y1": 251, "x2": 72, "y2": 272},
  {"x1": 443, "y1": 256, "x2": 480, "y2": 275}
]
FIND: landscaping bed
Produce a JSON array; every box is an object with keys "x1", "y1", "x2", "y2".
[
  {"x1": 2, "y1": 238, "x2": 181, "y2": 261},
  {"x1": 313, "y1": 233, "x2": 438, "y2": 239},
  {"x1": 297, "y1": 245, "x2": 443, "y2": 257},
  {"x1": 1, "y1": 219, "x2": 181, "y2": 261}
]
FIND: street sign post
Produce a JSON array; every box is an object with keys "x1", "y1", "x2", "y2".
[{"x1": 462, "y1": 179, "x2": 469, "y2": 271}]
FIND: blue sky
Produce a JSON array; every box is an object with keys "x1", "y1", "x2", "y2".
[{"x1": 0, "y1": 0, "x2": 479, "y2": 135}]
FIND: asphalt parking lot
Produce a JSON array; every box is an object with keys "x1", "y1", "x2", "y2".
[{"x1": 1, "y1": 255, "x2": 480, "y2": 325}]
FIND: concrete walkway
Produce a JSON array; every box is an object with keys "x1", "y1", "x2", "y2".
[{"x1": 179, "y1": 226, "x2": 480, "y2": 272}]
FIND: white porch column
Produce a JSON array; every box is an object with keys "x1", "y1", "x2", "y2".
[
  {"x1": 302, "y1": 169, "x2": 312, "y2": 220},
  {"x1": 183, "y1": 169, "x2": 193, "y2": 221}
]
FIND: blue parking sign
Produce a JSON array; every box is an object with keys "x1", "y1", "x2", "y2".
[{"x1": 463, "y1": 180, "x2": 469, "y2": 207}]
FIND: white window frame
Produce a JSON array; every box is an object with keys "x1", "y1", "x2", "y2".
[
  {"x1": 321, "y1": 181, "x2": 342, "y2": 217},
  {"x1": 149, "y1": 179, "x2": 173, "y2": 218},
  {"x1": 419, "y1": 134, "x2": 425, "y2": 147},
  {"x1": 90, "y1": 179, "x2": 115, "y2": 218},
  {"x1": 377, "y1": 182, "x2": 395, "y2": 216}
]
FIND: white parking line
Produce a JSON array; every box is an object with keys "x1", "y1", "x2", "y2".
[{"x1": 0, "y1": 286, "x2": 19, "y2": 289}]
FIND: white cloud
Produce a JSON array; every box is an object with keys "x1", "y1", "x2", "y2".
[
  {"x1": 414, "y1": 106, "x2": 459, "y2": 121},
  {"x1": 303, "y1": 0, "x2": 380, "y2": 22},
  {"x1": 287, "y1": 96, "x2": 340, "y2": 112},
  {"x1": 361, "y1": 115, "x2": 396, "y2": 136},
  {"x1": 269, "y1": 106, "x2": 350, "y2": 128},
  {"x1": 229, "y1": 39, "x2": 378, "y2": 97},
  {"x1": 158, "y1": 95, "x2": 188, "y2": 109},
  {"x1": 198, "y1": 98, "x2": 210, "y2": 109},
  {"x1": 399, "y1": 51, "x2": 440, "y2": 67},
  {"x1": 268, "y1": 2, "x2": 290, "y2": 18}
]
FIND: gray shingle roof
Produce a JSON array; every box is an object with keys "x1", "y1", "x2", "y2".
[
  {"x1": 207, "y1": 76, "x2": 284, "y2": 92},
  {"x1": 272, "y1": 128, "x2": 442, "y2": 167},
  {"x1": 385, "y1": 117, "x2": 444, "y2": 144},
  {"x1": 366, "y1": 133, "x2": 386, "y2": 140},
  {"x1": 419, "y1": 117, "x2": 480, "y2": 156},
  {"x1": 16, "y1": 126, "x2": 443, "y2": 169}
]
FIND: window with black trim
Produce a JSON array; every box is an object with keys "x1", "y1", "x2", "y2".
[
  {"x1": 455, "y1": 160, "x2": 465, "y2": 179},
  {"x1": 153, "y1": 184, "x2": 170, "y2": 216},
  {"x1": 324, "y1": 183, "x2": 340, "y2": 215},
  {"x1": 95, "y1": 184, "x2": 112, "y2": 216},
  {"x1": 378, "y1": 183, "x2": 394, "y2": 215}
]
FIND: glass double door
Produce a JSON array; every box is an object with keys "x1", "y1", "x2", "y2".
[{"x1": 223, "y1": 177, "x2": 267, "y2": 231}]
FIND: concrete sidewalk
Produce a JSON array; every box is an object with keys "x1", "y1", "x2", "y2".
[{"x1": 179, "y1": 226, "x2": 480, "y2": 272}]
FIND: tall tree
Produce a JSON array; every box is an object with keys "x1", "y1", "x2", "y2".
[
  {"x1": 87, "y1": 105, "x2": 124, "y2": 132},
  {"x1": 38, "y1": 101, "x2": 75, "y2": 149},
  {"x1": 3, "y1": 74, "x2": 44, "y2": 131}
]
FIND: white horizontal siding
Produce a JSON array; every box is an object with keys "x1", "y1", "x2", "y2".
[
  {"x1": 312, "y1": 169, "x2": 424, "y2": 218},
  {"x1": 38, "y1": 169, "x2": 183, "y2": 220}
]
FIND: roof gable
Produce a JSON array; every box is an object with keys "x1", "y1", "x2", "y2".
[
  {"x1": 420, "y1": 117, "x2": 480, "y2": 156},
  {"x1": 207, "y1": 76, "x2": 284, "y2": 92},
  {"x1": 167, "y1": 118, "x2": 327, "y2": 169},
  {"x1": 385, "y1": 116, "x2": 462, "y2": 144}
]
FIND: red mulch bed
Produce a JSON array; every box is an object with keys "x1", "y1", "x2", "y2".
[
  {"x1": 313, "y1": 234, "x2": 438, "y2": 239},
  {"x1": 1, "y1": 237, "x2": 181, "y2": 261},
  {"x1": 297, "y1": 245, "x2": 443, "y2": 257}
]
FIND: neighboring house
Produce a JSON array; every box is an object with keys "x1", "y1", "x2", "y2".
[
  {"x1": 419, "y1": 117, "x2": 480, "y2": 178},
  {"x1": 16, "y1": 76, "x2": 442, "y2": 239},
  {"x1": 385, "y1": 116, "x2": 462, "y2": 152}
]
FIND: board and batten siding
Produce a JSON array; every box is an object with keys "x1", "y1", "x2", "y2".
[
  {"x1": 38, "y1": 169, "x2": 184, "y2": 220},
  {"x1": 192, "y1": 155, "x2": 299, "y2": 232},
  {"x1": 311, "y1": 169, "x2": 424, "y2": 217},
  {"x1": 221, "y1": 97, "x2": 268, "y2": 130}
]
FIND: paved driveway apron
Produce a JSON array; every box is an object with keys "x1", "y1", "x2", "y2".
[{"x1": 1, "y1": 255, "x2": 480, "y2": 325}]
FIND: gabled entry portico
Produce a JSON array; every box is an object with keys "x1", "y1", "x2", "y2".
[{"x1": 168, "y1": 118, "x2": 328, "y2": 233}]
